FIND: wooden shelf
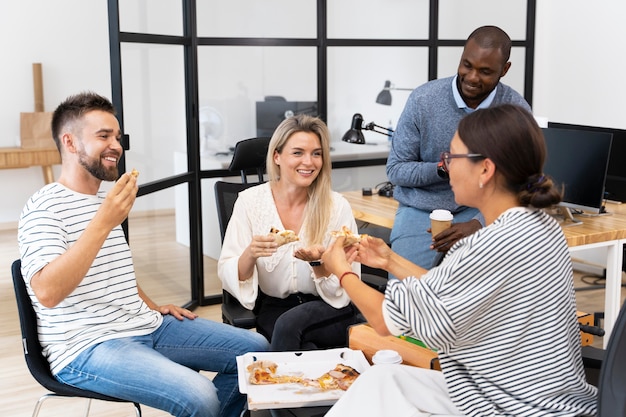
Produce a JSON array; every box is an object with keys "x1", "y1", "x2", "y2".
[{"x1": 0, "y1": 147, "x2": 60, "y2": 184}]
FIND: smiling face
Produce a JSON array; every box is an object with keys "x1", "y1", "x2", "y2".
[
  {"x1": 72, "y1": 110, "x2": 123, "y2": 181},
  {"x1": 273, "y1": 131, "x2": 323, "y2": 188},
  {"x1": 456, "y1": 38, "x2": 511, "y2": 109},
  {"x1": 448, "y1": 132, "x2": 485, "y2": 207}
]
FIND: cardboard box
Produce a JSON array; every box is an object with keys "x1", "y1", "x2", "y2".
[{"x1": 236, "y1": 348, "x2": 370, "y2": 410}]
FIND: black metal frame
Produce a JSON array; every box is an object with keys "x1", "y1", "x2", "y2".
[{"x1": 107, "y1": 0, "x2": 536, "y2": 308}]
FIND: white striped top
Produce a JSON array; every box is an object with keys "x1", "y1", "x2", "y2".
[
  {"x1": 18, "y1": 183, "x2": 162, "y2": 375},
  {"x1": 383, "y1": 207, "x2": 597, "y2": 416}
]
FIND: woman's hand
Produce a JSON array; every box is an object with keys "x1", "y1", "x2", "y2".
[
  {"x1": 294, "y1": 245, "x2": 325, "y2": 262},
  {"x1": 354, "y1": 235, "x2": 392, "y2": 270},
  {"x1": 248, "y1": 235, "x2": 278, "y2": 259},
  {"x1": 321, "y1": 236, "x2": 354, "y2": 277}
]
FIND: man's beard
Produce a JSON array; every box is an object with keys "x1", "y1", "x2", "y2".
[{"x1": 78, "y1": 152, "x2": 119, "y2": 181}]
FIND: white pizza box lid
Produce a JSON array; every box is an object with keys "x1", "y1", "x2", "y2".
[{"x1": 236, "y1": 347, "x2": 371, "y2": 410}]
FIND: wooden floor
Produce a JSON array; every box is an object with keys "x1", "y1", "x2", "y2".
[{"x1": 1, "y1": 212, "x2": 624, "y2": 417}]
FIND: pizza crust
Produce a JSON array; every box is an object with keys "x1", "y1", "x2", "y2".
[
  {"x1": 247, "y1": 360, "x2": 360, "y2": 391},
  {"x1": 330, "y1": 226, "x2": 362, "y2": 247},
  {"x1": 269, "y1": 227, "x2": 299, "y2": 246}
]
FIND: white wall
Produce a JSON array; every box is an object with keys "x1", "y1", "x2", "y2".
[
  {"x1": 1, "y1": 0, "x2": 624, "y2": 226},
  {"x1": 533, "y1": 0, "x2": 626, "y2": 128},
  {"x1": 0, "y1": 1, "x2": 111, "y2": 226}
]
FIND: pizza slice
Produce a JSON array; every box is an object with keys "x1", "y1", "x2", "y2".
[
  {"x1": 307, "y1": 364, "x2": 360, "y2": 391},
  {"x1": 330, "y1": 226, "x2": 362, "y2": 247},
  {"x1": 247, "y1": 360, "x2": 303, "y2": 385},
  {"x1": 269, "y1": 227, "x2": 300, "y2": 246},
  {"x1": 247, "y1": 360, "x2": 360, "y2": 391}
]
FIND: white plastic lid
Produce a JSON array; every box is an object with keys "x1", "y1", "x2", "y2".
[
  {"x1": 372, "y1": 349, "x2": 402, "y2": 365},
  {"x1": 429, "y1": 209, "x2": 453, "y2": 221}
]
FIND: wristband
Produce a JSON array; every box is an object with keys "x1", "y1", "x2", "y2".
[
  {"x1": 339, "y1": 271, "x2": 359, "y2": 286},
  {"x1": 309, "y1": 260, "x2": 323, "y2": 267}
]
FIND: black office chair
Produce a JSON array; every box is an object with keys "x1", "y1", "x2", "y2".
[
  {"x1": 11, "y1": 259, "x2": 142, "y2": 417},
  {"x1": 228, "y1": 136, "x2": 271, "y2": 184},
  {"x1": 216, "y1": 137, "x2": 270, "y2": 328},
  {"x1": 216, "y1": 181, "x2": 262, "y2": 328},
  {"x1": 355, "y1": 220, "x2": 390, "y2": 292},
  {"x1": 593, "y1": 300, "x2": 626, "y2": 416}
]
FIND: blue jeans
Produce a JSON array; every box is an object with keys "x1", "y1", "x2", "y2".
[
  {"x1": 55, "y1": 315, "x2": 269, "y2": 417},
  {"x1": 390, "y1": 204, "x2": 479, "y2": 274}
]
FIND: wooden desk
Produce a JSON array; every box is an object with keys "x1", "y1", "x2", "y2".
[
  {"x1": 349, "y1": 311, "x2": 595, "y2": 371},
  {"x1": 342, "y1": 190, "x2": 626, "y2": 346},
  {"x1": 0, "y1": 147, "x2": 60, "y2": 184},
  {"x1": 342, "y1": 191, "x2": 398, "y2": 229}
]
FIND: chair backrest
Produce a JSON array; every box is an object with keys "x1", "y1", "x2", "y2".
[
  {"x1": 214, "y1": 180, "x2": 261, "y2": 329},
  {"x1": 214, "y1": 181, "x2": 259, "y2": 242},
  {"x1": 597, "y1": 300, "x2": 626, "y2": 416},
  {"x1": 11, "y1": 259, "x2": 59, "y2": 390},
  {"x1": 228, "y1": 137, "x2": 270, "y2": 184},
  {"x1": 11, "y1": 259, "x2": 130, "y2": 401}
]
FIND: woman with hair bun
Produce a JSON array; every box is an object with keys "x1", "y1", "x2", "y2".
[{"x1": 321, "y1": 104, "x2": 597, "y2": 416}]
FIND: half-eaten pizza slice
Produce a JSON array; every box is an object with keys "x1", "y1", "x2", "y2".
[
  {"x1": 269, "y1": 227, "x2": 300, "y2": 247},
  {"x1": 330, "y1": 226, "x2": 362, "y2": 247}
]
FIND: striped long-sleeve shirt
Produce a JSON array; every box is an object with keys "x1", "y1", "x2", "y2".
[
  {"x1": 383, "y1": 207, "x2": 597, "y2": 416},
  {"x1": 18, "y1": 183, "x2": 162, "y2": 375}
]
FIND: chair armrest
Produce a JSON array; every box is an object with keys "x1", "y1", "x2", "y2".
[
  {"x1": 221, "y1": 291, "x2": 257, "y2": 329},
  {"x1": 348, "y1": 323, "x2": 440, "y2": 370},
  {"x1": 222, "y1": 302, "x2": 256, "y2": 328},
  {"x1": 361, "y1": 273, "x2": 388, "y2": 293},
  {"x1": 577, "y1": 311, "x2": 594, "y2": 346}
]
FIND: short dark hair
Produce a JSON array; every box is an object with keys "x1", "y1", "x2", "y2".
[
  {"x1": 458, "y1": 104, "x2": 561, "y2": 208},
  {"x1": 467, "y1": 25, "x2": 512, "y2": 64},
  {"x1": 51, "y1": 92, "x2": 116, "y2": 152}
]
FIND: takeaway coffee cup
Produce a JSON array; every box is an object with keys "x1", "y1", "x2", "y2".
[
  {"x1": 430, "y1": 209, "x2": 453, "y2": 236},
  {"x1": 372, "y1": 349, "x2": 402, "y2": 365}
]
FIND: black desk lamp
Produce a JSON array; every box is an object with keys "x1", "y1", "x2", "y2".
[
  {"x1": 376, "y1": 80, "x2": 413, "y2": 105},
  {"x1": 342, "y1": 113, "x2": 393, "y2": 144}
]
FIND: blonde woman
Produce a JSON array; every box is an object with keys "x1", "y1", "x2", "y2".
[{"x1": 218, "y1": 114, "x2": 360, "y2": 350}]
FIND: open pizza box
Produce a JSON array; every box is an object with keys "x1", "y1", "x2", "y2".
[{"x1": 236, "y1": 347, "x2": 370, "y2": 410}]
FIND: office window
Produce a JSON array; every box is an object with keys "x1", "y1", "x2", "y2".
[
  {"x1": 109, "y1": 0, "x2": 536, "y2": 306},
  {"x1": 438, "y1": 0, "x2": 527, "y2": 39},
  {"x1": 196, "y1": 0, "x2": 316, "y2": 38},
  {"x1": 327, "y1": 0, "x2": 430, "y2": 39},
  {"x1": 119, "y1": 0, "x2": 183, "y2": 36},
  {"x1": 197, "y1": 46, "x2": 317, "y2": 151},
  {"x1": 327, "y1": 46, "x2": 428, "y2": 141},
  {"x1": 120, "y1": 43, "x2": 187, "y2": 182},
  {"x1": 130, "y1": 188, "x2": 192, "y2": 308}
]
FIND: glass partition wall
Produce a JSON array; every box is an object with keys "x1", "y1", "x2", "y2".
[{"x1": 108, "y1": 0, "x2": 536, "y2": 308}]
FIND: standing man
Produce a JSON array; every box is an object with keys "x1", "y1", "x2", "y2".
[
  {"x1": 18, "y1": 91, "x2": 269, "y2": 417},
  {"x1": 386, "y1": 25, "x2": 532, "y2": 269}
]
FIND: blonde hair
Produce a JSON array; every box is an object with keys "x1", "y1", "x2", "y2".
[{"x1": 266, "y1": 114, "x2": 333, "y2": 245}]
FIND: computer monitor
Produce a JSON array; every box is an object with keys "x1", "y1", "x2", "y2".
[
  {"x1": 255, "y1": 99, "x2": 318, "y2": 137},
  {"x1": 548, "y1": 122, "x2": 626, "y2": 203},
  {"x1": 541, "y1": 127, "x2": 613, "y2": 222}
]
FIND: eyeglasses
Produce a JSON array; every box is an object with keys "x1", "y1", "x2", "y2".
[{"x1": 437, "y1": 152, "x2": 485, "y2": 179}]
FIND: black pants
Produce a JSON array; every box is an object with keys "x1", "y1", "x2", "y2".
[{"x1": 255, "y1": 293, "x2": 359, "y2": 351}]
